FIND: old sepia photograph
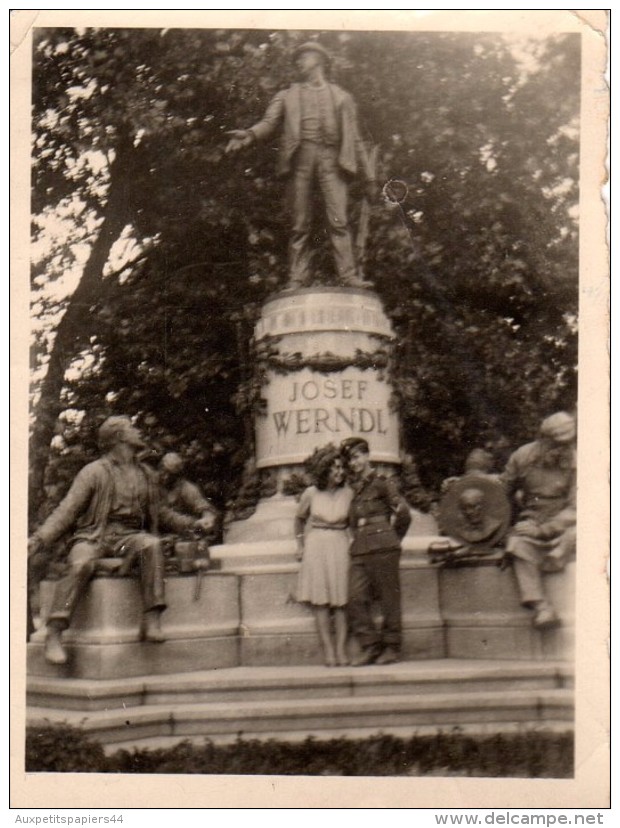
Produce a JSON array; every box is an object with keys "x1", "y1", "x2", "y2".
[{"x1": 11, "y1": 9, "x2": 609, "y2": 810}]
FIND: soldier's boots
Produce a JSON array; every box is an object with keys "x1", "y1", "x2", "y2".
[
  {"x1": 44, "y1": 626, "x2": 68, "y2": 665},
  {"x1": 142, "y1": 609, "x2": 166, "y2": 643},
  {"x1": 352, "y1": 645, "x2": 382, "y2": 667},
  {"x1": 374, "y1": 647, "x2": 400, "y2": 665}
]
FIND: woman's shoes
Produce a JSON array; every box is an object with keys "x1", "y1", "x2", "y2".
[
  {"x1": 323, "y1": 646, "x2": 351, "y2": 666},
  {"x1": 324, "y1": 652, "x2": 352, "y2": 667},
  {"x1": 325, "y1": 657, "x2": 351, "y2": 667}
]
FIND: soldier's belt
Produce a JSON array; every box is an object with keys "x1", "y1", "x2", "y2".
[{"x1": 357, "y1": 515, "x2": 390, "y2": 528}]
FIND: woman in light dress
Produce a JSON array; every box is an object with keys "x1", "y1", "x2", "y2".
[{"x1": 295, "y1": 445, "x2": 353, "y2": 667}]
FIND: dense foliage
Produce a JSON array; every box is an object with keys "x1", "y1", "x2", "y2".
[
  {"x1": 26, "y1": 721, "x2": 107, "y2": 773},
  {"x1": 26, "y1": 723, "x2": 573, "y2": 777},
  {"x1": 30, "y1": 27, "x2": 580, "y2": 521}
]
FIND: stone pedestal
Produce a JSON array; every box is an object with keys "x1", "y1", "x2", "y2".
[
  {"x1": 439, "y1": 559, "x2": 575, "y2": 661},
  {"x1": 226, "y1": 286, "x2": 404, "y2": 544},
  {"x1": 28, "y1": 573, "x2": 240, "y2": 679},
  {"x1": 253, "y1": 287, "x2": 400, "y2": 470}
]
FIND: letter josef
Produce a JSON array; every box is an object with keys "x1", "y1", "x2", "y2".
[{"x1": 288, "y1": 378, "x2": 369, "y2": 403}]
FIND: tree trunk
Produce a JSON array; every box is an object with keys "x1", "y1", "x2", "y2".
[{"x1": 29, "y1": 141, "x2": 135, "y2": 523}]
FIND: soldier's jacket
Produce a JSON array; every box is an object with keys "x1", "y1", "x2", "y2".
[{"x1": 348, "y1": 471, "x2": 411, "y2": 556}]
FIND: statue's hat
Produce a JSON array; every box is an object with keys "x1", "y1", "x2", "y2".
[
  {"x1": 539, "y1": 411, "x2": 576, "y2": 443},
  {"x1": 293, "y1": 41, "x2": 331, "y2": 65}
]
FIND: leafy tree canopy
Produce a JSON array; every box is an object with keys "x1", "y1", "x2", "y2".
[{"x1": 30, "y1": 27, "x2": 579, "y2": 517}]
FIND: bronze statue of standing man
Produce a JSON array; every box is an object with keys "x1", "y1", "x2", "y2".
[{"x1": 226, "y1": 42, "x2": 375, "y2": 289}]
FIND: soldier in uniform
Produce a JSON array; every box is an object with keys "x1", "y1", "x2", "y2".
[
  {"x1": 225, "y1": 41, "x2": 375, "y2": 289},
  {"x1": 341, "y1": 437, "x2": 412, "y2": 665}
]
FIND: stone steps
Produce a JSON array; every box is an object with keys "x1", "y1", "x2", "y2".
[{"x1": 27, "y1": 659, "x2": 573, "y2": 750}]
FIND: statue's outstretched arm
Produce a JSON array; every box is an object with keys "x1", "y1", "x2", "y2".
[
  {"x1": 225, "y1": 129, "x2": 255, "y2": 154},
  {"x1": 225, "y1": 90, "x2": 286, "y2": 154}
]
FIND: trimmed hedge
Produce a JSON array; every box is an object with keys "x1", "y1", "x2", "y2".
[
  {"x1": 26, "y1": 723, "x2": 573, "y2": 777},
  {"x1": 26, "y1": 722, "x2": 107, "y2": 773}
]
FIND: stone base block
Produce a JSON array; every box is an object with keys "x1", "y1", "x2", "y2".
[
  {"x1": 30, "y1": 572, "x2": 240, "y2": 679},
  {"x1": 446, "y1": 626, "x2": 536, "y2": 660},
  {"x1": 28, "y1": 635, "x2": 240, "y2": 680},
  {"x1": 439, "y1": 560, "x2": 575, "y2": 661},
  {"x1": 401, "y1": 628, "x2": 446, "y2": 660},
  {"x1": 445, "y1": 621, "x2": 575, "y2": 662},
  {"x1": 35, "y1": 571, "x2": 239, "y2": 644},
  {"x1": 235, "y1": 556, "x2": 445, "y2": 664},
  {"x1": 241, "y1": 633, "x2": 323, "y2": 667},
  {"x1": 238, "y1": 627, "x2": 445, "y2": 666}
]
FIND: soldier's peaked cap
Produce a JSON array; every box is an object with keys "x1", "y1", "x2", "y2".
[
  {"x1": 293, "y1": 42, "x2": 331, "y2": 64},
  {"x1": 341, "y1": 437, "x2": 369, "y2": 459}
]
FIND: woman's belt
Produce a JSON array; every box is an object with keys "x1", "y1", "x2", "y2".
[{"x1": 310, "y1": 521, "x2": 348, "y2": 531}]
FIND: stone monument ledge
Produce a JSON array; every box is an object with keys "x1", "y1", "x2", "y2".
[{"x1": 28, "y1": 553, "x2": 575, "y2": 680}]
